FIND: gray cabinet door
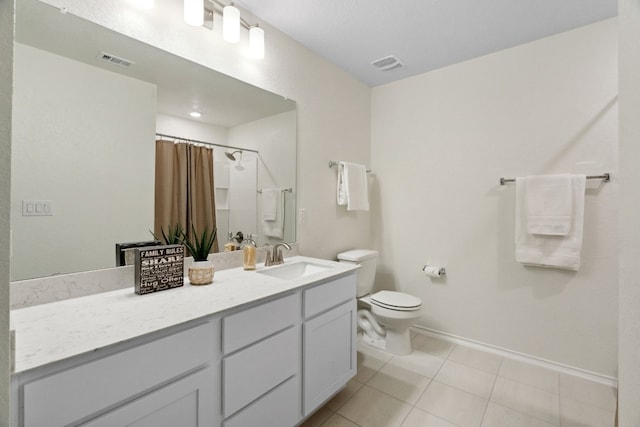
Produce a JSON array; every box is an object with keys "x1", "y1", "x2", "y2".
[
  {"x1": 303, "y1": 299, "x2": 357, "y2": 415},
  {"x1": 82, "y1": 366, "x2": 220, "y2": 427}
]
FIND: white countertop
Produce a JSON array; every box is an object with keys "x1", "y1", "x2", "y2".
[{"x1": 10, "y1": 256, "x2": 358, "y2": 374}]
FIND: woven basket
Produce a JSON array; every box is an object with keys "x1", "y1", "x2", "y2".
[{"x1": 189, "y1": 261, "x2": 214, "y2": 285}]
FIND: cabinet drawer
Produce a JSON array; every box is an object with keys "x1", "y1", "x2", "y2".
[
  {"x1": 224, "y1": 375, "x2": 299, "y2": 427},
  {"x1": 223, "y1": 326, "x2": 299, "y2": 417},
  {"x1": 304, "y1": 273, "x2": 356, "y2": 319},
  {"x1": 23, "y1": 321, "x2": 216, "y2": 427},
  {"x1": 222, "y1": 293, "x2": 298, "y2": 354},
  {"x1": 82, "y1": 366, "x2": 219, "y2": 427}
]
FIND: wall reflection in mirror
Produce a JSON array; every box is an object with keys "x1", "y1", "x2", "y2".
[{"x1": 10, "y1": 0, "x2": 297, "y2": 281}]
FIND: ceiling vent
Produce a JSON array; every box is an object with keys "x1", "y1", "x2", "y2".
[
  {"x1": 371, "y1": 55, "x2": 404, "y2": 71},
  {"x1": 98, "y1": 52, "x2": 135, "y2": 68}
]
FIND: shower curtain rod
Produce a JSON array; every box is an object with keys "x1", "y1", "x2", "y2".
[
  {"x1": 155, "y1": 133, "x2": 259, "y2": 154},
  {"x1": 499, "y1": 173, "x2": 610, "y2": 186}
]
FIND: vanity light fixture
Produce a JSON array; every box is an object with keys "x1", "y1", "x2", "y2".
[
  {"x1": 189, "y1": 111, "x2": 202, "y2": 118},
  {"x1": 184, "y1": 0, "x2": 205, "y2": 26},
  {"x1": 183, "y1": 0, "x2": 266, "y2": 59},
  {"x1": 249, "y1": 25, "x2": 265, "y2": 59},
  {"x1": 222, "y1": 3, "x2": 241, "y2": 43}
]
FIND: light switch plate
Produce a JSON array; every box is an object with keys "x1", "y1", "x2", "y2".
[{"x1": 22, "y1": 200, "x2": 53, "y2": 216}]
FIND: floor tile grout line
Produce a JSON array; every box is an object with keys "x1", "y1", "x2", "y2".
[
  {"x1": 364, "y1": 367, "x2": 434, "y2": 407},
  {"x1": 425, "y1": 377, "x2": 494, "y2": 401},
  {"x1": 494, "y1": 371, "x2": 561, "y2": 395},
  {"x1": 445, "y1": 345, "x2": 503, "y2": 376},
  {"x1": 478, "y1": 355, "x2": 503, "y2": 427},
  {"x1": 490, "y1": 400, "x2": 562, "y2": 427},
  {"x1": 334, "y1": 405, "x2": 361, "y2": 427},
  {"x1": 488, "y1": 376, "x2": 563, "y2": 426},
  {"x1": 414, "y1": 407, "x2": 466, "y2": 427}
]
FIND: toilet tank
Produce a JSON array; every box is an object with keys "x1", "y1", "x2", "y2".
[{"x1": 337, "y1": 249, "x2": 378, "y2": 297}]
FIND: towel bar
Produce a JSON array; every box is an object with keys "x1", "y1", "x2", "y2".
[
  {"x1": 499, "y1": 173, "x2": 610, "y2": 186},
  {"x1": 257, "y1": 188, "x2": 293, "y2": 194},
  {"x1": 328, "y1": 160, "x2": 372, "y2": 173}
]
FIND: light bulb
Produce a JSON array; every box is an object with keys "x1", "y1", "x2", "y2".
[
  {"x1": 249, "y1": 26, "x2": 265, "y2": 59},
  {"x1": 223, "y1": 5, "x2": 241, "y2": 43},
  {"x1": 184, "y1": 0, "x2": 204, "y2": 26}
]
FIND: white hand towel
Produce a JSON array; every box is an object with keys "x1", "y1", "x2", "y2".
[
  {"x1": 525, "y1": 174, "x2": 572, "y2": 236},
  {"x1": 262, "y1": 188, "x2": 285, "y2": 238},
  {"x1": 261, "y1": 188, "x2": 280, "y2": 221},
  {"x1": 340, "y1": 161, "x2": 369, "y2": 211},
  {"x1": 337, "y1": 165, "x2": 347, "y2": 206},
  {"x1": 515, "y1": 174, "x2": 586, "y2": 271}
]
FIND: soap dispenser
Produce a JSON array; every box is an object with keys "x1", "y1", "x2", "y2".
[
  {"x1": 224, "y1": 232, "x2": 237, "y2": 252},
  {"x1": 242, "y1": 236, "x2": 257, "y2": 270}
]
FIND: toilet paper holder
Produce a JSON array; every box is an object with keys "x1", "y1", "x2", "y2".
[{"x1": 422, "y1": 265, "x2": 446, "y2": 277}]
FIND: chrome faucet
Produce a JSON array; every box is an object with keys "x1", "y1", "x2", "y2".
[{"x1": 265, "y1": 242, "x2": 291, "y2": 266}]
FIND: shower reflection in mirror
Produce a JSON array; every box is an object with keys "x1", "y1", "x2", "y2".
[{"x1": 154, "y1": 135, "x2": 258, "y2": 254}]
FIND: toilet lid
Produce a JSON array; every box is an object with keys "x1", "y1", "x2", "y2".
[{"x1": 370, "y1": 291, "x2": 422, "y2": 311}]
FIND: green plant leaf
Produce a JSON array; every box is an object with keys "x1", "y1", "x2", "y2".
[
  {"x1": 182, "y1": 225, "x2": 217, "y2": 261},
  {"x1": 151, "y1": 223, "x2": 185, "y2": 245}
]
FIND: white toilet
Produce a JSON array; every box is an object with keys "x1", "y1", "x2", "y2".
[{"x1": 337, "y1": 249, "x2": 422, "y2": 355}]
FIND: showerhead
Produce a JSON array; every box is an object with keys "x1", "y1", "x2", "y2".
[{"x1": 225, "y1": 150, "x2": 242, "y2": 161}]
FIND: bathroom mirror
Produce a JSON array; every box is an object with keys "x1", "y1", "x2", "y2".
[{"x1": 10, "y1": 0, "x2": 297, "y2": 281}]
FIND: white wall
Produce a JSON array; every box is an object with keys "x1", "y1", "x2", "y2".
[
  {"x1": 38, "y1": 0, "x2": 372, "y2": 260},
  {"x1": 156, "y1": 113, "x2": 228, "y2": 144},
  {"x1": 618, "y1": 0, "x2": 640, "y2": 422},
  {"x1": 11, "y1": 43, "x2": 157, "y2": 280},
  {"x1": 0, "y1": 1, "x2": 15, "y2": 424},
  {"x1": 371, "y1": 20, "x2": 618, "y2": 377},
  {"x1": 228, "y1": 110, "x2": 297, "y2": 244},
  {"x1": 227, "y1": 152, "x2": 257, "y2": 239}
]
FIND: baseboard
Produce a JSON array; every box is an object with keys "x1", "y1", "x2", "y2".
[{"x1": 411, "y1": 325, "x2": 618, "y2": 388}]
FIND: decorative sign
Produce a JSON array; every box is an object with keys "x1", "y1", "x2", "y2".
[{"x1": 135, "y1": 244, "x2": 185, "y2": 295}]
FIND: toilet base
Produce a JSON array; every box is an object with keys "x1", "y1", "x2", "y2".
[
  {"x1": 361, "y1": 328, "x2": 412, "y2": 355},
  {"x1": 384, "y1": 329, "x2": 411, "y2": 355},
  {"x1": 362, "y1": 332, "x2": 386, "y2": 351}
]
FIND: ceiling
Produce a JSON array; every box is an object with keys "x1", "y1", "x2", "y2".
[{"x1": 236, "y1": 0, "x2": 618, "y2": 87}]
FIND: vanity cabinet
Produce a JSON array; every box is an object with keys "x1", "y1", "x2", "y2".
[
  {"x1": 12, "y1": 321, "x2": 221, "y2": 427},
  {"x1": 11, "y1": 266, "x2": 358, "y2": 427},
  {"x1": 302, "y1": 275, "x2": 357, "y2": 415}
]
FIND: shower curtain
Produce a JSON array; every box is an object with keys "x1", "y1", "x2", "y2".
[{"x1": 154, "y1": 139, "x2": 220, "y2": 253}]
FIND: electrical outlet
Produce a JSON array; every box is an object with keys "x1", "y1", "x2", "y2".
[{"x1": 298, "y1": 208, "x2": 306, "y2": 225}]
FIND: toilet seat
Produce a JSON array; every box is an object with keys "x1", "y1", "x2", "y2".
[{"x1": 370, "y1": 291, "x2": 422, "y2": 311}]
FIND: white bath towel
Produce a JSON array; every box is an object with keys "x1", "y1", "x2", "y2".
[
  {"x1": 515, "y1": 175, "x2": 586, "y2": 271},
  {"x1": 338, "y1": 161, "x2": 369, "y2": 211},
  {"x1": 261, "y1": 188, "x2": 280, "y2": 221},
  {"x1": 525, "y1": 174, "x2": 572, "y2": 236},
  {"x1": 262, "y1": 188, "x2": 285, "y2": 238}
]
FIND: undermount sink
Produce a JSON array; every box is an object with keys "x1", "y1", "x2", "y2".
[{"x1": 256, "y1": 261, "x2": 332, "y2": 280}]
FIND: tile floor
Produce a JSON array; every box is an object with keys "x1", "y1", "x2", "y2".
[{"x1": 300, "y1": 332, "x2": 617, "y2": 427}]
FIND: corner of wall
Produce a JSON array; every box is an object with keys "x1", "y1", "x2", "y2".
[{"x1": 0, "y1": 0, "x2": 15, "y2": 424}]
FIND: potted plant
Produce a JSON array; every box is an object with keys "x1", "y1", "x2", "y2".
[
  {"x1": 182, "y1": 225, "x2": 217, "y2": 285},
  {"x1": 151, "y1": 223, "x2": 184, "y2": 245}
]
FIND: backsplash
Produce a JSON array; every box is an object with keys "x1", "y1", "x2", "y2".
[{"x1": 10, "y1": 244, "x2": 298, "y2": 309}]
